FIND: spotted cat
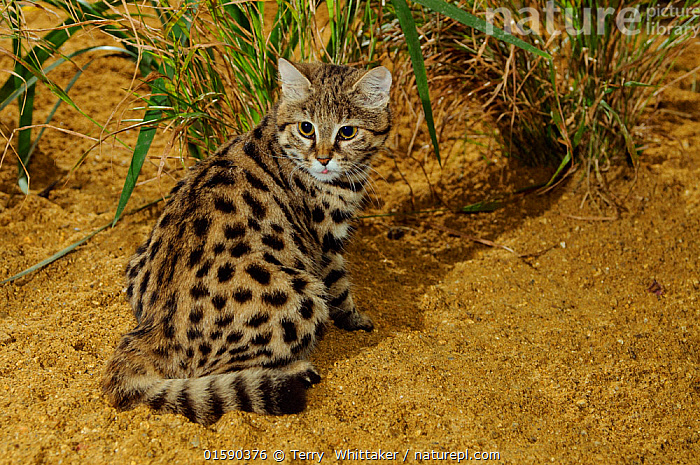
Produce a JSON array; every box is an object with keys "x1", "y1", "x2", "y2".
[{"x1": 102, "y1": 59, "x2": 392, "y2": 424}]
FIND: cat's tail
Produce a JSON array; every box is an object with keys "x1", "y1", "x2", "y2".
[{"x1": 102, "y1": 360, "x2": 321, "y2": 425}]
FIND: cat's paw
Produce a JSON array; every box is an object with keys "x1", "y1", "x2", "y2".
[
  {"x1": 285, "y1": 360, "x2": 321, "y2": 387},
  {"x1": 333, "y1": 311, "x2": 374, "y2": 332},
  {"x1": 300, "y1": 367, "x2": 322, "y2": 387}
]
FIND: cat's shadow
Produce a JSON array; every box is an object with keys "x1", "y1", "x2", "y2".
[
  {"x1": 311, "y1": 232, "x2": 429, "y2": 374},
  {"x1": 312, "y1": 156, "x2": 566, "y2": 372}
]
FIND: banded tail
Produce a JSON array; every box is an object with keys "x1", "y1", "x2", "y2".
[{"x1": 102, "y1": 361, "x2": 321, "y2": 425}]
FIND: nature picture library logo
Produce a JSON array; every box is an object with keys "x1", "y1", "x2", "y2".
[{"x1": 485, "y1": 2, "x2": 700, "y2": 38}]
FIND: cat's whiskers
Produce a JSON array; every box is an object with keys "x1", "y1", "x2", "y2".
[
  {"x1": 344, "y1": 171, "x2": 359, "y2": 195},
  {"x1": 287, "y1": 163, "x2": 304, "y2": 186},
  {"x1": 348, "y1": 160, "x2": 382, "y2": 204},
  {"x1": 348, "y1": 164, "x2": 381, "y2": 209},
  {"x1": 362, "y1": 164, "x2": 387, "y2": 184}
]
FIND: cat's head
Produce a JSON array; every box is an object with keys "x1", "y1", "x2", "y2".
[{"x1": 275, "y1": 59, "x2": 392, "y2": 183}]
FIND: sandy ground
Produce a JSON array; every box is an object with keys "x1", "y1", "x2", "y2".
[{"x1": 1, "y1": 13, "x2": 700, "y2": 465}]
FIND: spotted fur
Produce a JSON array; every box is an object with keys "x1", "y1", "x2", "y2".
[{"x1": 103, "y1": 59, "x2": 392, "y2": 424}]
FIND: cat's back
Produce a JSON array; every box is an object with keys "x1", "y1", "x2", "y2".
[{"x1": 122, "y1": 132, "x2": 318, "y2": 359}]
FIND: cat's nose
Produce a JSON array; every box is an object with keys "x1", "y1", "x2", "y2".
[{"x1": 316, "y1": 157, "x2": 331, "y2": 166}]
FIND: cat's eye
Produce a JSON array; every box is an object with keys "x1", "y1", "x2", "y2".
[
  {"x1": 337, "y1": 125, "x2": 357, "y2": 140},
  {"x1": 298, "y1": 121, "x2": 315, "y2": 138}
]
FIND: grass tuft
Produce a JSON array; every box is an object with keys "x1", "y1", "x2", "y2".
[{"x1": 423, "y1": 0, "x2": 698, "y2": 200}]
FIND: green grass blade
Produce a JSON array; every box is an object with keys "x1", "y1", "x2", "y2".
[
  {"x1": 459, "y1": 200, "x2": 502, "y2": 213},
  {"x1": 390, "y1": 0, "x2": 441, "y2": 163},
  {"x1": 600, "y1": 99, "x2": 638, "y2": 165},
  {"x1": 410, "y1": 0, "x2": 551, "y2": 59},
  {"x1": 17, "y1": 83, "x2": 36, "y2": 194},
  {"x1": 0, "y1": 45, "x2": 127, "y2": 112},
  {"x1": 572, "y1": 113, "x2": 587, "y2": 147},
  {"x1": 0, "y1": 0, "x2": 140, "y2": 105},
  {"x1": 0, "y1": 20, "x2": 79, "y2": 103},
  {"x1": 543, "y1": 55, "x2": 574, "y2": 186},
  {"x1": 112, "y1": 86, "x2": 167, "y2": 225},
  {"x1": 1, "y1": 46, "x2": 136, "y2": 139},
  {"x1": 545, "y1": 151, "x2": 572, "y2": 188},
  {"x1": 0, "y1": 223, "x2": 110, "y2": 285},
  {"x1": 26, "y1": 61, "x2": 93, "y2": 165},
  {"x1": 6, "y1": 55, "x2": 134, "y2": 154},
  {"x1": 0, "y1": 196, "x2": 167, "y2": 285}
]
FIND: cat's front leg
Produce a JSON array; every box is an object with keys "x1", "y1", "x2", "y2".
[{"x1": 321, "y1": 251, "x2": 374, "y2": 331}]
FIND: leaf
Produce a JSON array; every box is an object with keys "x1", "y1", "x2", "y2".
[
  {"x1": 0, "y1": 223, "x2": 110, "y2": 285},
  {"x1": 112, "y1": 91, "x2": 165, "y2": 226},
  {"x1": 545, "y1": 150, "x2": 572, "y2": 188},
  {"x1": 390, "y1": 0, "x2": 441, "y2": 163},
  {"x1": 623, "y1": 81, "x2": 656, "y2": 88},
  {"x1": 0, "y1": 46, "x2": 135, "y2": 113},
  {"x1": 16, "y1": 81, "x2": 35, "y2": 195},
  {"x1": 572, "y1": 113, "x2": 587, "y2": 148},
  {"x1": 24, "y1": 59, "x2": 101, "y2": 183},
  {"x1": 1, "y1": 196, "x2": 167, "y2": 285},
  {"x1": 459, "y1": 200, "x2": 502, "y2": 213},
  {"x1": 600, "y1": 99, "x2": 638, "y2": 166},
  {"x1": 0, "y1": 0, "x2": 132, "y2": 104}
]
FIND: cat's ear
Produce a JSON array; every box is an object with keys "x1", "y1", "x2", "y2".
[
  {"x1": 352, "y1": 66, "x2": 392, "y2": 108},
  {"x1": 278, "y1": 58, "x2": 312, "y2": 101}
]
